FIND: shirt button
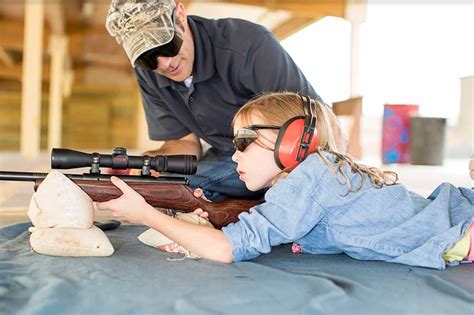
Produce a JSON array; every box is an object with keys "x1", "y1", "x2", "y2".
[
  {"x1": 189, "y1": 96, "x2": 194, "y2": 103},
  {"x1": 197, "y1": 113, "x2": 204, "y2": 120}
]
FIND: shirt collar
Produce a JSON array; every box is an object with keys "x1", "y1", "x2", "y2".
[{"x1": 156, "y1": 16, "x2": 215, "y2": 89}]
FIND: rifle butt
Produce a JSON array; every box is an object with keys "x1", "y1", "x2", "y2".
[{"x1": 204, "y1": 199, "x2": 263, "y2": 229}]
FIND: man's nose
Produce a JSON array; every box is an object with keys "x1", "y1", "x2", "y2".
[{"x1": 157, "y1": 56, "x2": 172, "y2": 69}]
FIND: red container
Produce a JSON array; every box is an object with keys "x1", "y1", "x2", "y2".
[{"x1": 382, "y1": 104, "x2": 419, "y2": 164}]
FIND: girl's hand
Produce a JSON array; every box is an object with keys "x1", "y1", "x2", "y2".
[
  {"x1": 96, "y1": 176, "x2": 154, "y2": 225},
  {"x1": 192, "y1": 188, "x2": 210, "y2": 220},
  {"x1": 192, "y1": 208, "x2": 209, "y2": 220}
]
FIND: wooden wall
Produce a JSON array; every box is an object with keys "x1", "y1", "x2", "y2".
[{"x1": 0, "y1": 86, "x2": 139, "y2": 150}]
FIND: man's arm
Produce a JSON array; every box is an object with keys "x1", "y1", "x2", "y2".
[{"x1": 143, "y1": 133, "x2": 203, "y2": 160}]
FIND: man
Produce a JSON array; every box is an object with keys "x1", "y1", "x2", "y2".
[{"x1": 106, "y1": 0, "x2": 326, "y2": 201}]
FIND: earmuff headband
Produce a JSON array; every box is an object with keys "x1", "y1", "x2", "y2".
[{"x1": 296, "y1": 96, "x2": 317, "y2": 161}]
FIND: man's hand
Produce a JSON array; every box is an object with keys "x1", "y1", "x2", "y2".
[
  {"x1": 96, "y1": 176, "x2": 154, "y2": 225},
  {"x1": 193, "y1": 187, "x2": 210, "y2": 201}
]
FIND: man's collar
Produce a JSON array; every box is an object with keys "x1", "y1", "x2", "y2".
[
  {"x1": 155, "y1": 16, "x2": 215, "y2": 89},
  {"x1": 156, "y1": 73, "x2": 171, "y2": 88},
  {"x1": 188, "y1": 16, "x2": 215, "y2": 84}
]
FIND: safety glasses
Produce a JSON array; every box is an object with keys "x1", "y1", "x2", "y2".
[
  {"x1": 233, "y1": 125, "x2": 280, "y2": 152},
  {"x1": 134, "y1": 11, "x2": 184, "y2": 71}
]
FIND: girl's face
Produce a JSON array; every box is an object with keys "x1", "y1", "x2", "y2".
[{"x1": 231, "y1": 117, "x2": 282, "y2": 191}]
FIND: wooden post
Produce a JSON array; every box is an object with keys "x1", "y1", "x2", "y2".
[
  {"x1": 457, "y1": 76, "x2": 473, "y2": 144},
  {"x1": 48, "y1": 35, "x2": 68, "y2": 150},
  {"x1": 345, "y1": 0, "x2": 367, "y2": 98},
  {"x1": 469, "y1": 157, "x2": 474, "y2": 181},
  {"x1": 20, "y1": 0, "x2": 44, "y2": 158},
  {"x1": 338, "y1": 0, "x2": 367, "y2": 160}
]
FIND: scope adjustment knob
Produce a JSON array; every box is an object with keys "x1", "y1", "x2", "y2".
[{"x1": 113, "y1": 147, "x2": 126, "y2": 155}]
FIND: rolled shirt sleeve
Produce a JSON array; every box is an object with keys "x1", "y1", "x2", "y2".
[{"x1": 222, "y1": 180, "x2": 325, "y2": 262}]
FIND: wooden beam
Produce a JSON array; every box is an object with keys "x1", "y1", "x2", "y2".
[
  {"x1": 45, "y1": 2, "x2": 65, "y2": 35},
  {"x1": 0, "y1": 19, "x2": 25, "y2": 50},
  {"x1": 0, "y1": 48, "x2": 15, "y2": 66},
  {"x1": 0, "y1": 79, "x2": 21, "y2": 91},
  {"x1": 0, "y1": 18, "x2": 49, "y2": 51},
  {"x1": 199, "y1": 0, "x2": 346, "y2": 18},
  {"x1": 0, "y1": 62, "x2": 50, "y2": 81},
  {"x1": 345, "y1": 0, "x2": 367, "y2": 23},
  {"x1": 0, "y1": 63, "x2": 21, "y2": 80},
  {"x1": 272, "y1": 15, "x2": 318, "y2": 41}
]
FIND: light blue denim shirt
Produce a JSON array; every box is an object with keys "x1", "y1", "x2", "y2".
[{"x1": 222, "y1": 152, "x2": 474, "y2": 269}]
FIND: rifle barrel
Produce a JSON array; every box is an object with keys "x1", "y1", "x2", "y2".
[{"x1": 0, "y1": 171, "x2": 47, "y2": 181}]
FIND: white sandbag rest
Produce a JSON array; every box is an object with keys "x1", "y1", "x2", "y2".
[
  {"x1": 28, "y1": 170, "x2": 94, "y2": 229},
  {"x1": 29, "y1": 226, "x2": 114, "y2": 257},
  {"x1": 27, "y1": 170, "x2": 114, "y2": 257}
]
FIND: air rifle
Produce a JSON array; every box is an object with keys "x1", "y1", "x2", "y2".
[{"x1": 0, "y1": 148, "x2": 263, "y2": 229}]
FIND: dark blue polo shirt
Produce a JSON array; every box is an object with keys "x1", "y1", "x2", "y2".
[{"x1": 135, "y1": 16, "x2": 321, "y2": 152}]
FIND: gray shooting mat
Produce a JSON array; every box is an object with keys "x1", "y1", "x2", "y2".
[{"x1": 1, "y1": 222, "x2": 473, "y2": 314}]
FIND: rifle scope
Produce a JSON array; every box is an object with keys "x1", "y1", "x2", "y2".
[{"x1": 51, "y1": 148, "x2": 197, "y2": 175}]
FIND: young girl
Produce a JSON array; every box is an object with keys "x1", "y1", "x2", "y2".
[{"x1": 97, "y1": 92, "x2": 474, "y2": 269}]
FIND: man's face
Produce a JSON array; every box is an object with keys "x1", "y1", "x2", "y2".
[{"x1": 153, "y1": 4, "x2": 194, "y2": 81}]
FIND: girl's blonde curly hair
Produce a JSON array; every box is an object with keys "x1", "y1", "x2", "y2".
[{"x1": 233, "y1": 92, "x2": 398, "y2": 192}]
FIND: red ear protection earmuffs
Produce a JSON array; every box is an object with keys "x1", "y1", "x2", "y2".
[{"x1": 274, "y1": 95, "x2": 319, "y2": 170}]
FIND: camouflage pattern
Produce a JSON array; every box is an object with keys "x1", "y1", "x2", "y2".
[{"x1": 106, "y1": 0, "x2": 177, "y2": 66}]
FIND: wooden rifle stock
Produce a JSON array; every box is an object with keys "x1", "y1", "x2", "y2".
[{"x1": 34, "y1": 179, "x2": 263, "y2": 229}]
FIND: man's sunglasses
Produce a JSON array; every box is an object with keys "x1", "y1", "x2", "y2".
[
  {"x1": 233, "y1": 125, "x2": 280, "y2": 152},
  {"x1": 134, "y1": 11, "x2": 184, "y2": 71}
]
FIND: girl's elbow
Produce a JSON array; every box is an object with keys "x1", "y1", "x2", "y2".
[
  {"x1": 215, "y1": 247, "x2": 234, "y2": 263},
  {"x1": 220, "y1": 255, "x2": 234, "y2": 264},
  {"x1": 206, "y1": 252, "x2": 233, "y2": 264},
  {"x1": 212, "y1": 245, "x2": 234, "y2": 264}
]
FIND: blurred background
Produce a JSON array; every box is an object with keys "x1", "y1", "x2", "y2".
[{"x1": 0, "y1": 0, "x2": 472, "y2": 224}]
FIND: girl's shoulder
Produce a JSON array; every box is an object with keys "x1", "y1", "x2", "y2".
[
  {"x1": 295, "y1": 151, "x2": 337, "y2": 172},
  {"x1": 282, "y1": 152, "x2": 333, "y2": 188}
]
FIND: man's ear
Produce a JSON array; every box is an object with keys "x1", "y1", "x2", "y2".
[{"x1": 175, "y1": 2, "x2": 187, "y2": 26}]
